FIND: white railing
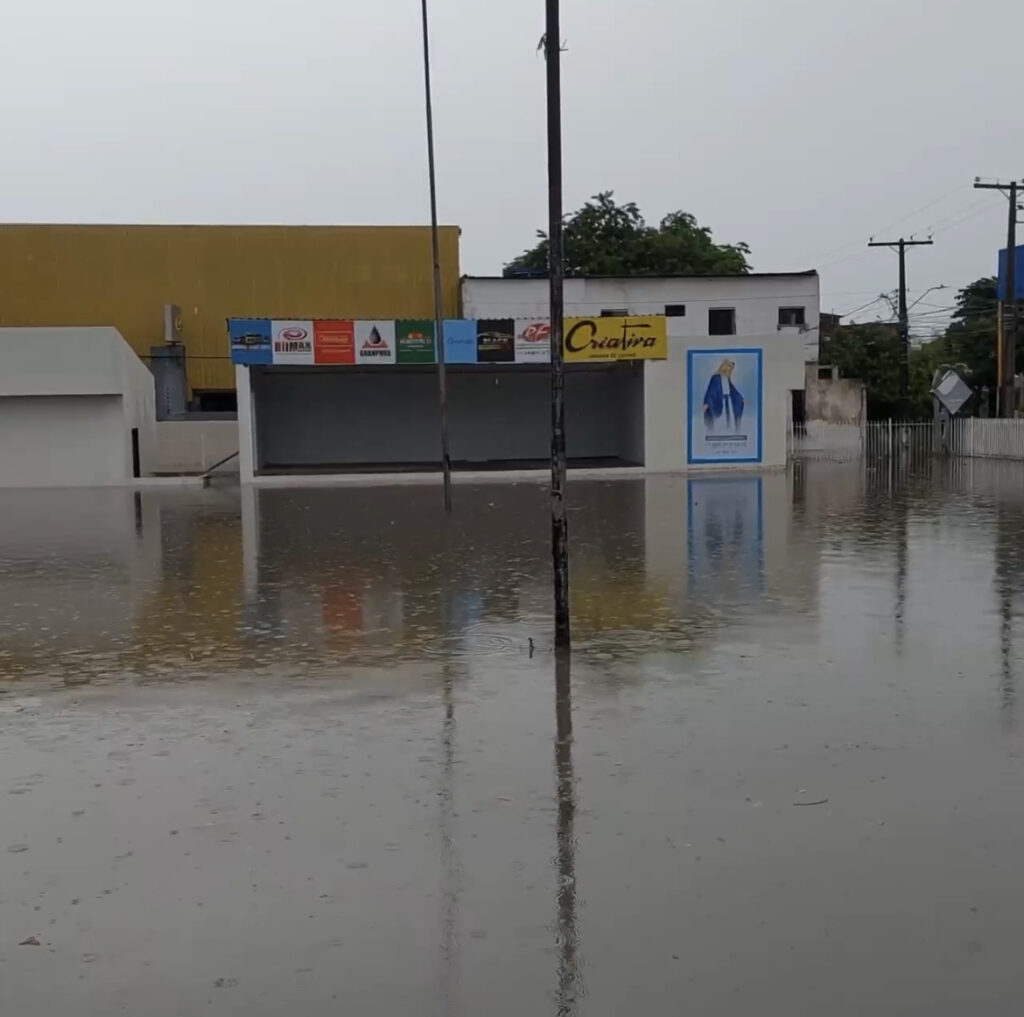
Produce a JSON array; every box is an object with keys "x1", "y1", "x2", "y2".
[
  {"x1": 791, "y1": 417, "x2": 1024, "y2": 463},
  {"x1": 864, "y1": 420, "x2": 937, "y2": 458},
  {"x1": 788, "y1": 420, "x2": 864, "y2": 459},
  {"x1": 950, "y1": 417, "x2": 1024, "y2": 460}
]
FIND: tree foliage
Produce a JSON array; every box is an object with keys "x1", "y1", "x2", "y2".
[
  {"x1": 822, "y1": 324, "x2": 941, "y2": 420},
  {"x1": 940, "y1": 276, "x2": 999, "y2": 391},
  {"x1": 823, "y1": 277, "x2": 1003, "y2": 419},
  {"x1": 504, "y1": 192, "x2": 751, "y2": 277}
]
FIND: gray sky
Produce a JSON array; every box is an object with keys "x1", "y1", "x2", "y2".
[{"x1": 2, "y1": 0, "x2": 1021, "y2": 335}]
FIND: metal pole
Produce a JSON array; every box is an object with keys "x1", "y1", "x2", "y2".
[
  {"x1": 973, "y1": 178, "x2": 1021, "y2": 417},
  {"x1": 1005, "y1": 181, "x2": 1018, "y2": 418},
  {"x1": 896, "y1": 239, "x2": 909, "y2": 411},
  {"x1": 545, "y1": 0, "x2": 570, "y2": 649},
  {"x1": 868, "y1": 237, "x2": 932, "y2": 417},
  {"x1": 420, "y1": 0, "x2": 453, "y2": 511}
]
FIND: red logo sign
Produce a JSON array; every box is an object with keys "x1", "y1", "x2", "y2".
[
  {"x1": 281, "y1": 326, "x2": 308, "y2": 341},
  {"x1": 313, "y1": 320, "x2": 355, "y2": 364},
  {"x1": 520, "y1": 322, "x2": 550, "y2": 343}
]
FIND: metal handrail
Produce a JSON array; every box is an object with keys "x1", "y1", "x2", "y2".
[{"x1": 201, "y1": 450, "x2": 239, "y2": 487}]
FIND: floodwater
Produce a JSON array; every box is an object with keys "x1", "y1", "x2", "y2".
[{"x1": 4, "y1": 461, "x2": 1024, "y2": 1014}]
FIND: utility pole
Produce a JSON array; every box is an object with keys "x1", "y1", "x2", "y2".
[
  {"x1": 544, "y1": 1, "x2": 570, "y2": 649},
  {"x1": 868, "y1": 237, "x2": 933, "y2": 413},
  {"x1": 974, "y1": 178, "x2": 1021, "y2": 418},
  {"x1": 420, "y1": 0, "x2": 453, "y2": 511}
]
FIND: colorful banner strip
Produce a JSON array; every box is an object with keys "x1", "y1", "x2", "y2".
[{"x1": 227, "y1": 316, "x2": 667, "y2": 366}]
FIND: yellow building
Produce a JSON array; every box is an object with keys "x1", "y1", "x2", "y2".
[{"x1": 0, "y1": 224, "x2": 461, "y2": 394}]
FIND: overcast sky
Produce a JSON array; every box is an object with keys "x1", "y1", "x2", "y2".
[{"x1": 1, "y1": 0, "x2": 1021, "y2": 334}]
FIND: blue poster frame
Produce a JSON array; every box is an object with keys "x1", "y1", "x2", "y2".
[{"x1": 686, "y1": 347, "x2": 763, "y2": 465}]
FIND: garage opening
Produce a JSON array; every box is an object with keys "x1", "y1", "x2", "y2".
[{"x1": 250, "y1": 363, "x2": 645, "y2": 473}]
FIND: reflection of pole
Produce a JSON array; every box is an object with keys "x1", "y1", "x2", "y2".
[
  {"x1": 553, "y1": 650, "x2": 580, "y2": 1014},
  {"x1": 420, "y1": 0, "x2": 453, "y2": 512},
  {"x1": 994, "y1": 506, "x2": 1016, "y2": 723},
  {"x1": 436, "y1": 661, "x2": 462, "y2": 1014},
  {"x1": 893, "y1": 488, "x2": 908, "y2": 654},
  {"x1": 545, "y1": 0, "x2": 570, "y2": 648}
]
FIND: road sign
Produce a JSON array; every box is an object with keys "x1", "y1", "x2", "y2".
[{"x1": 933, "y1": 369, "x2": 972, "y2": 416}]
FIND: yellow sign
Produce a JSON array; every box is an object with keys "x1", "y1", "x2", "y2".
[{"x1": 563, "y1": 315, "x2": 667, "y2": 362}]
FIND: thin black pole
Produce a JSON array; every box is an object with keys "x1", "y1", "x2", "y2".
[
  {"x1": 1005, "y1": 181, "x2": 1018, "y2": 418},
  {"x1": 545, "y1": 1, "x2": 570, "y2": 649},
  {"x1": 896, "y1": 239, "x2": 908, "y2": 403},
  {"x1": 868, "y1": 236, "x2": 933, "y2": 416},
  {"x1": 420, "y1": 0, "x2": 453, "y2": 511}
]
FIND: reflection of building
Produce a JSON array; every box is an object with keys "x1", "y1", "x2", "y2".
[
  {"x1": 644, "y1": 471, "x2": 821, "y2": 639},
  {"x1": 0, "y1": 488, "x2": 162, "y2": 680}
]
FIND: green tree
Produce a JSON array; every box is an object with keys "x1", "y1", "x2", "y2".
[
  {"x1": 941, "y1": 277, "x2": 999, "y2": 391},
  {"x1": 822, "y1": 323, "x2": 938, "y2": 419},
  {"x1": 504, "y1": 192, "x2": 751, "y2": 277}
]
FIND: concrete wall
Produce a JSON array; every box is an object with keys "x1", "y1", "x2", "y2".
[
  {"x1": 0, "y1": 224, "x2": 462, "y2": 392},
  {"x1": 248, "y1": 365, "x2": 643, "y2": 470},
  {"x1": 463, "y1": 273, "x2": 821, "y2": 361},
  {"x1": 805, "y1": 364, "x2": 867, "y2": 424},
  {"x1": 154, "y1": 420, "x2": 239, "y2": 475},
  {"x1": 0, "y1": 326, "x2": 156, "y2": 486},
  {"x1": 0, "y1": 396, "x2": 126, "y2": 486},
  {"x1": 642, "y1": 330, "x2": 805, "y2": 471}
]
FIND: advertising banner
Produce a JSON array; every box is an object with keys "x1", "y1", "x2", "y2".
[
  {"x1": 477, "y1": 319, "x2": 515, "y2": 363},
  {"x1": 564, "y1": 315, "x2": 667, "y2": 362},
  {"x1": 230, "y1": 316, "x2": 670, "y2": 367},
  {"x1": 355, "y1": 321, "x2": 396, "y2": 364},
  {"x1": 271, "y1": 320, "x2": 314, "y2": 365},
  {"x1": 443, "y1": 319, "x2": 478, "y2": 364},
  {"x1": 687, "y1": 348, "x2": 762, "y2": 464},
  {"x1": 228, "y1": 318, "x2": 272, "y2": 365},
  {"x1": 514, "y1": 318, "x2": 551, "y2": 363},
  {"x1": 396, "y1": 320, "x2": 436, "y2": 364},
  {"x1": 313, "y1": 319, "x2": 355, "y2": 365}
]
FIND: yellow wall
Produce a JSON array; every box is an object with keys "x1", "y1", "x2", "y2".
[{"x1": 0, "y1": 224, "x2": 462, "y2": 391}]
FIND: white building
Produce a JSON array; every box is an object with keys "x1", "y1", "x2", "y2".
[
  {"x1": 461, "y1": 272, "x2": 815, "y2": 474},
  {"x1": 464, "y1": 272, "x2": 821, "y2": 362},
  {"x1": 0, "y1": 327, "x2": 156, "y2": 487},
  {"x1": 233, "y1": 271, "x2": 816, "y2": 481}
]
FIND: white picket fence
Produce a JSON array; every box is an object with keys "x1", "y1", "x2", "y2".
[
  {"x1": 788, "y1": 421, "x2": 864, "y2": 459},
  {"x1": 789, "y1": 418, "x2": 1024, "y2": 463},
  {"x1": 949, "y1": 417, "x2": 1024, "y2": 460},
  {"x1": 864, "y1": 420, "x2": 938, "y2": 458}
]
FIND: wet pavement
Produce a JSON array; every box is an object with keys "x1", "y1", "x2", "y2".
[{"x1": 4, "y1": 460, "x2": 1024, "y2": 1014}]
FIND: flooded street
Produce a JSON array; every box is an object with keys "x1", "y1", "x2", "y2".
[{"x1": 5, "y1": 462, "x2": 1024, "y2": 1014}]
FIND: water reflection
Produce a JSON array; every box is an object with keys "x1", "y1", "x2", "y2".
[
  {"x1": 3, "y1": 465, "x2": 1024, "y2": 700},
  {"x1": 8, "y1": 466, "x2": 1024, "y2": 1013},
  {"x1": 553, "y1": 650, "x2": 581, "y2": 1015}
]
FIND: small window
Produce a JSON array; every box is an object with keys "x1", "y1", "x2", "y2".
[
  {"x1": 778, "y1": 306, "x2": 806, "y2": 328},
  {"x1": 664, "y1": 304, "x2": 687, "y2": 317},
  {"x1": 192, "y1": 390, "x2": 238, "y2": 413},
  {"x1": 708, "y1": 308, "x2": 736, "y2": 336},
  {"x1": 600, "y1": 308, "x2": 628, "y2": 317}
]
